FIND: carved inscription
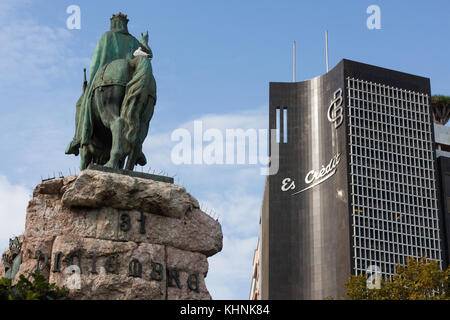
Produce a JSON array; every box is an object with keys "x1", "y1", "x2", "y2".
[{"x1": 37, "y1": 250, "x2": 201, "y2": 293}]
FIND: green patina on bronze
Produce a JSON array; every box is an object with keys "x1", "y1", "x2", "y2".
[
  {"x1": 2, "y1": 237, "x2": 22, "y2": 280},
  {"x1": 66, "y1": 13, "x2": 157, "y2": 171}
]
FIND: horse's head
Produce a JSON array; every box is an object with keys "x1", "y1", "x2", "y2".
[
  {"x1": 133, "y1": 47, "x2": 152, "y2": 60},
  {"x1": 139, "y1": 31, "x2": 153, "y2": 59}
]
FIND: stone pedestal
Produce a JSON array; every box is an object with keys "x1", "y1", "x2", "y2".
[{"x1": 0, "y1": 169, "x2": 223, "y2": 300}]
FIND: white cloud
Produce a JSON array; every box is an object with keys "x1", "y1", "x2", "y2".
[
  {"x1": 0, "y1": 0, "x2": 31, "y2": 18},
  {"x1": 0, "y1": 175, "x2": 29, "y2": 252},
  {"x1": 142, "y1": 105, "x2": 268, "y2": 173},
  {"x1": 142, "y1": 107, "x2": 267, "y2": 238},
  {"x1": 206, "y1": 236, "x2": 258, "y2": 300},
  {"x1": 200, "y1": 179, "x2": 263, "y2": 238},
  {"x1": 193, "y1": 107, "x2": 268, "y2": 131},
  {"x1": 0, "y1": 0, "x2": 87, "y2": 89},
  {"x1": 142, "y1": 107, "x2": 267, "y2": 299},
  {"x1": 0, "y1": 22, "x2": 73, "y2": 88}
]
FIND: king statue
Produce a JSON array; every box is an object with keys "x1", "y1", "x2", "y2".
[{"x1": 66, "y1": 13, "x2": 157, "y2": 171}]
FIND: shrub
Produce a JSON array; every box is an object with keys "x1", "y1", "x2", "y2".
[{"x1": 0, "y1": 271, "x2": 69, "y2": 300}]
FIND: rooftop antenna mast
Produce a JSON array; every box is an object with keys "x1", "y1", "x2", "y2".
[
  {"x1": 293, "y1": 40, "x2": 296, "y2": 82},
  {"x1": 325, "y1": 30, "x2": 329, "y2": 73}
]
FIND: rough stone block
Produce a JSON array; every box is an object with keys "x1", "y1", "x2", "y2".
[{"x1": 0, "y1": 170, "x2": 223, "y2": 300}]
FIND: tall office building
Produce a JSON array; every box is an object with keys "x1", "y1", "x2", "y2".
[{"x1": 250, "y1": 59, "x2": 449, "y2": 300}]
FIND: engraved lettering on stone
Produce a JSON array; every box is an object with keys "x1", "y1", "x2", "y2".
[
  {"x1": 119, "y1": 213, "x2": 131, "y2": 232},
  {"x1": 128, "y1": 259, "x2": 143, "y2": 278},
  {"x1": 68, "y1": 251, "x2": 82, "y2": 274},
  {"x1": 187, "y1": 273, "x2": 200, "y2": 293},
  {"x1": 52, "y1": 252, "x2": 62, "y2": 273},
  {"x1": 166, "y1": 267, "x2": 183, "y2": 289},
  {"x1": 151, "y1": 261, "x2": 164, "y2": 281},
  {"x1": 90, "y1": 255, "x2": 98, "y2": 274},
  {"x1": 104, "y1": 255, "x2": 120, "y2": 274},
  {"x1": 138, "y1": 212, "x2": 147, "y2": 234},
  {"x1": 35, "y1": 250, "x2": 49, "y2": 272}
]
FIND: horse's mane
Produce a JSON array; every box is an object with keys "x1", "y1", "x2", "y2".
[{"x1": 121, "y1": 56, "x2": 156, "y2": 147}]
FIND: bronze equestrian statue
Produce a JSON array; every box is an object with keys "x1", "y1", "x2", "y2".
[{"x1": 66, "y1": 13, "x2": 156, "y2": 171}]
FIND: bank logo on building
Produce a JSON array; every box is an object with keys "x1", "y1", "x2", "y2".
[
  {"x1": 328, "y1": 88, "x2": 344, "y2": 129},
  {"x1": 281, "y1": 88, "x2": 343, "y2": 195}
]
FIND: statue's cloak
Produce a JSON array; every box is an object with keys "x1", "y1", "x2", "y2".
[
  {"x1": 89, "y1": 31, "x2": 141, "y2": 83},
  {"x1": 66, "y1": 31, "x2": 141, "y2": 155}
]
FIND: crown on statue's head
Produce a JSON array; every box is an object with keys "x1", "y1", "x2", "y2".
[
  {"x1": 110, "y1": 12, "x2": 129, "y2": 24},
  {"x1": 110, "y1": 12, "x2": 129, "y2": 33}
]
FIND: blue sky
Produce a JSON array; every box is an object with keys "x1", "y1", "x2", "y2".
[{"x1": 0, "y1": 0, "x2": 449, "y2": 299}]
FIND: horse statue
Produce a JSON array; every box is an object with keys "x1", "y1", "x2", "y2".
[{"x1": 65, "y1": 13, "x2": 156, "y2": 171}]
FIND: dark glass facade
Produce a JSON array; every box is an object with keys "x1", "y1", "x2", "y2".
[{"x1": 259, "y1": 59, "x2": 448, "y2": 300}]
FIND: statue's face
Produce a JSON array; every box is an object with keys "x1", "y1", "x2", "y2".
[{"x1": 111, "y1": 20, "x2": 128, "y2": 33}]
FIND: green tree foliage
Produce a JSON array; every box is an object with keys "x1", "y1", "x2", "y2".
[
  {"x1": 0, "y1": 272, "x2": 69, "y2": 300},
  {"x1": 345, "y1": 257, "x2": 450, "y2": 300},
  {"x1": 431, "y1": 95, "x2": 450, "y2": 125},
  {"x1": 432, "y1": 95, "x2": 450, "y2": 107}
]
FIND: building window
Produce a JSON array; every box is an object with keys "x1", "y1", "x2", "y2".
[
  {"x1": 275, "y1": 107, "x2": 288, "y2": 144},
  {"x1": 347, "y1": 78, "x2": 441, "y2": 279}
]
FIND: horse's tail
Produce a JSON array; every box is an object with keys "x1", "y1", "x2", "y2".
[{"x1": 120, "y1": 56, "x2": 156, "y2": 148}]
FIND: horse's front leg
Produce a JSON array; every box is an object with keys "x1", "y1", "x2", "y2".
[
  {"x1": 124, "y1": 96, "x2": 155, "y2": 170},
  {"x1": 125, "y1": 145, "x2": 140, "y2": 171}
]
